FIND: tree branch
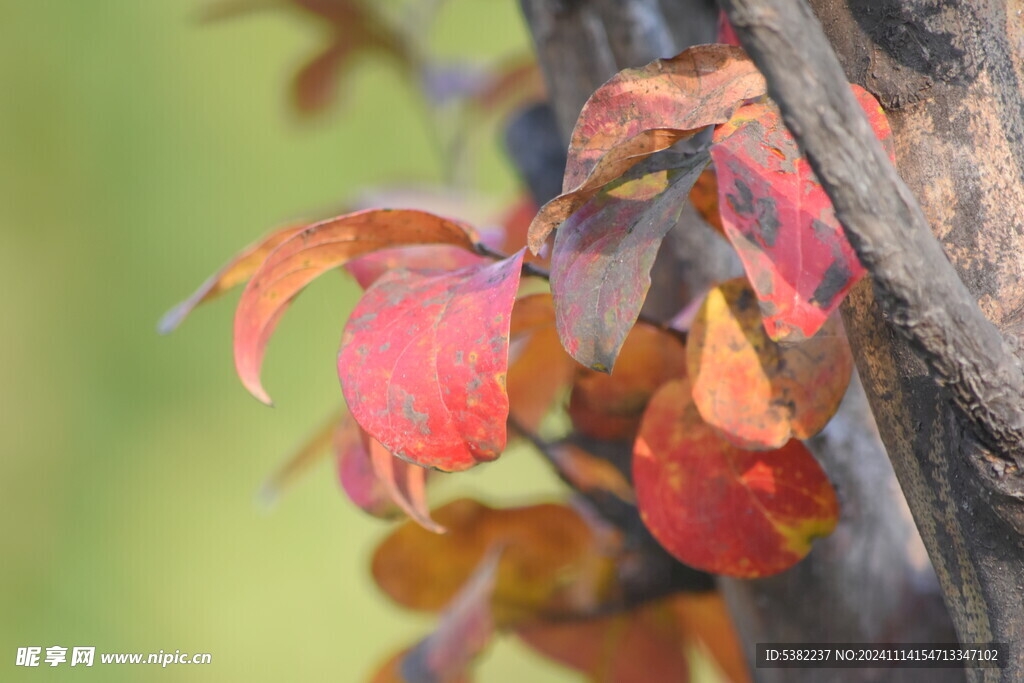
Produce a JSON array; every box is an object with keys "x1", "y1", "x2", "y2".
[{"x1": 718, "y1": 0, "x2": 1024, "y2": 471}]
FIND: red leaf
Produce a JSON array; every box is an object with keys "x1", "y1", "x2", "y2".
[
  {"x1": 158, "y1": 223, "x2": 306, "y2": 334},
  {"x1": 368, "y1": 437, "x2": 443, "y2": 533},
  {"x1": 552, "y1": 159, "x2": 707, "y2": 371},
  {"x1": 233, "y1": 209, "x2": 480, "y2": 404},
  {"x1": 687, "y1": 278, "x2": 853, "y2": 449},
  {"x1": 634, "y1": 379, "x2": 839, "y2": 578},
  {"x1": 338, "y1": 251, "x2": 525, "y2": 472},
  {"x1": 717, "y1": 11, "x2": 742, "y2": 46},
  {"x1": 400, "y1": 549, "x2": 501, "y2": 683},
  {"x1": 709, "y1": 85, "x2": 895, "y2": 341},
  {"x1": 527, "y1": 45, "x2": 765, "y2": 253},
  {"x1": 335, "y1": 419, "x2": 403, "y2": 520}
]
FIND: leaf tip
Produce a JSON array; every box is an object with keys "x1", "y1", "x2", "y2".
[{"x1": 156, "y1": 303, "x2": 187, "y2": 335}]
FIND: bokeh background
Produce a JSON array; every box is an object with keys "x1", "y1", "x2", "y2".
[{"x1": 0, "y1": 1, "x2": 575, "y2": 680}]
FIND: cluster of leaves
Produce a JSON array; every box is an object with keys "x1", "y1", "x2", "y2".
[{"x1": 166, "y1": 9, "x2": 896, "y2": 679}]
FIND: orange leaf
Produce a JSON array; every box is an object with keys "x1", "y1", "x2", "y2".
[
  {"x1": 400, "y1": 549, "x2": 501, "y2": 683},
  {"x1": 158, "y1": 222, "x2": 306, "y2": 334},
  {"x1": 671, "y1": 592, "x2": 750, "y2": 683},
  {"x1": 549, "y1": 443, "x2": 636, "y2": 504},
  {"x1": 527, "y1": 45, "x2": 765, "y2": 253},
  {"x1": 634, "y1": 378, "x2": 839, "y2": 578},
  {"x1": 507, "y1": 326, "x2": 575, "y2": 433},
  {"x1": 371, "y1": 499, "x2": 617, "y2": 623},
  {"x1": 338, "y1": 251, "x2": 524, "y2": 472},
  {"x1": 517, "y1": 598, "x2": 689, "y2": 682},
  {"x1": 689, "y1": 166, "x2": 725, "y2": 236},
  {"x1": 569, "y1": 326, "x2": 687, "y2": 441},
  {"x1": 233, "y1": 209, "x2": 479, "y2": 404},
  {"x1": 687, "y1": 278, "x2": 852, "y2": 449}
]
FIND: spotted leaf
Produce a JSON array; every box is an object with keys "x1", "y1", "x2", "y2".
[
  {"x1": 709, "y1": 85, "x2": 894, "y2": 341},
  {"x1": 552, "y1": 157, "x2": 708, "y2": 371},
  {"x1": 527, "y1": 45, "x2": 765, "y2": 253},
  {"x1": 338, "y1": 251, "x2": 524, "y2": 472},
  {"x1": 634, "y1": 378, "x2": 839, "y2": 578},
  {"x1": 687, "y1": 278, "x2": 852, "y2": 449}
]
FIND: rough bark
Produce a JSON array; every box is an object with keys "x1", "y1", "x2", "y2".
[
  {"x1": 718, "y1": 0, "x2": 1024, "y2": 679},
  {"x1": 517, "y1": 1, "x2": 958, "y2": 680}
]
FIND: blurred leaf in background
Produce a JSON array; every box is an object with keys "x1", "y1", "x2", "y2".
[{"x1": 0, "y1": 1, "x2": 573, "y2": 680}]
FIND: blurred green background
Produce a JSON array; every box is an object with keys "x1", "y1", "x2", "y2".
[{"x1": 0, "y1": 1, "x2": 576, "y2": 680}]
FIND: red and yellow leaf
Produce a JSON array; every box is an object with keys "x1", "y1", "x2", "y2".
[
  {"x1": 527, "y1": 45, "x2": 765, "y2": 253},
  {"x1": 158, "y1": 222, "x2": 306, "y2": 334},
  {"x1": 372, "y1": 499, "x2": 617, "y2": 623},
  {"x1": 687, "y1": 278, "x2": 853, "y2": 449},
  {"x1": 633, "y1": 378, "x2": 839, "y2": 578},
  {"x1": 709, "y1": 85, "x2": 894, "y2": 341},
  {"x1": 517, "y1": 598, "x2": 689, "y2": 682},
  {"x1": 233, "y1": 209, "x2": 480, "y2": 404},
  {"x1": 338, "y1": 251, "x2": 524, "y2": 472},
  {"x1": 552, "y1": 159, "x2": 708, "y2": 372},
  {"x1": 569, "y1": 326, "x2": 687, "y2": 441}
]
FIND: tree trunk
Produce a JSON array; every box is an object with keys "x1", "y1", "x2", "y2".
[
  {"x1": 812, "y1": 1, "x2": 1024, "y2": 676},
  {"x1": 516, "y1": 1, "x2": 960, "y2": 680},
  {"x1": 717, "y1": 0, "x2": 1024, "y2": 679}
]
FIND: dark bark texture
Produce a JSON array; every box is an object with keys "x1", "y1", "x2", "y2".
[
  {"x1": 517, "y1": 1, "x2": 960, "y2": 680},
  {"x1": 718, "y1": 0, "x2": 1024, "y2": 679}
]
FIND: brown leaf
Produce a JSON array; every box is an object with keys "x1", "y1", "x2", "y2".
[
  {"x1": 372, "y1": 499, "x2": 617, "y2": 624},
  {"x1": 257, "y1": 409, "x2": 341, "y2": 507},
  {"x1": 517, "y1": 598, "x2": 690, "y2": 682}
]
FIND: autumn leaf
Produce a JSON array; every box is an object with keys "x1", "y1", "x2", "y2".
[
  {"x1": 372, "y1": 499, "x2": 617, "y2": 623},
  {"x1": 548, "y1": 443, "x2": 636, "y2": 504},
  {"x1": 399, "y1": 548, "x2": 501, "y2": 683},
  {"x1": 634, "y1": 378, "x2": 839, "y2": 578},
  {"x1": 569, "y1": 326, "x2": 687, "y2": 442},
  {"x1": 233, "y1": 209, "x2": 480, "y2": 404},
  {"x1": 551, "y1": 157, "x2": 708, "y2": 371},
  {"x1": 367, "y1": 437, "x2": 443, "y2": 533},
  {"x1": 689, "y1": 166, "x2": 724, "y2": 236},
  {"x1": 505, "y1": 294, "x2": 575, "y2": 432},
  {"x1": 338, "y1": 251, "x2": 524, "y2": 472},
  {"x1": 335, "y1": 418, "x2": 403, "y2": 520},
  {"x1": 709, "y1": 85, "x2": 895, "y2": 341},
  {"x1": 158, "y1": 222, "x2": 306, "y2": 334},
  {"x1": 527, "y1": 45, "x2": 765, "y2": 253},
  {"x1": 671, "y1": 593, "x2": 750, "y2": 683},
  {"x1": 687, "y1": 278, "x2": 852, "y2": 449},
  {"x1": 517, "y1": 598, "x2": 690, "y2": 682}
]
